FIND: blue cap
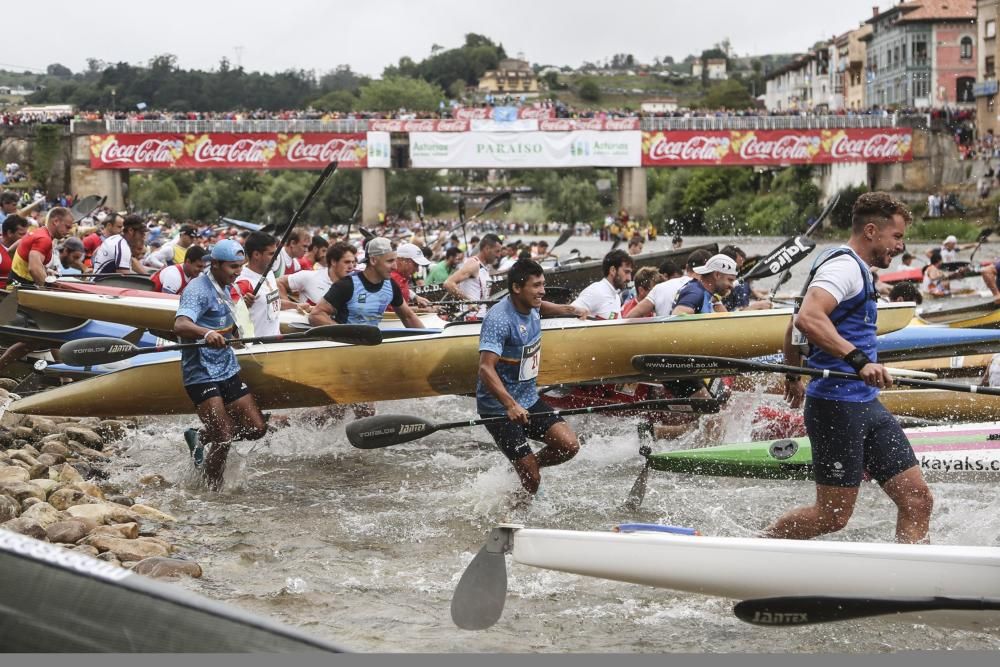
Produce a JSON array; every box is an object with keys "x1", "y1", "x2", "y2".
[{"x1": 210, "y1": 239, "x2": 246, "y2": 262}]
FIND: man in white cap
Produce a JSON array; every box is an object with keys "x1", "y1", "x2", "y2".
[
  {"x1": 936, "y1": 234, "x2": 975, "y2": 264},
  {"x1": 391, "y1": 242, "x2": 432, "y2": 308},
  {"x1": 671, "y1": 253, "x2": 738, "y2": 315}
]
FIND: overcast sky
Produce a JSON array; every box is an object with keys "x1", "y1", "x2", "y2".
[{"x1": 6, "y1": 1, "x2": 899, "y2": 77}]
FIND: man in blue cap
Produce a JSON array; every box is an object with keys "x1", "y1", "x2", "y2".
[{"x1": 174, "y1": 239, "x2": 268, "y2": 490}]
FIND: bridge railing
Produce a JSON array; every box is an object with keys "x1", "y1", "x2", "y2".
[
  {"x1": 103, "y1": 119, "x2": 370, "y2": 133},
  {"x1": 102, "y1": 114, "x2": 930, "y2": 133}
]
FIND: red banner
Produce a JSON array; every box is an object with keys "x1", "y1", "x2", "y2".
[
  {"x1": 539, "y1": 118, "x2": 641, "y2": 131},
  {"x1": 368, "y1": 119, "x2": 469, "y2": 132},
  {"x1": 452, "y1": 106, "x2": 555, "y2": 120},
  {"x1": 89, "y1": 133, "x2": 370, "y2": 169},
  {"x1": 641, "y1": 129, "x2": 913, "y2": 166}
]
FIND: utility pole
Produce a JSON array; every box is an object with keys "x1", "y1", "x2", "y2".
[{"x1": 234, "y1": 46, "x2": 244, "y2": 69}]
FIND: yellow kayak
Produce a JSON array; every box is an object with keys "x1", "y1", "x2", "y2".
[
  {"x1": 881, "y1": 388, "x2": 1000, "y2": 421},
  {"x1": 10, "y1": 304, "x2": 914, "y2": 417}
]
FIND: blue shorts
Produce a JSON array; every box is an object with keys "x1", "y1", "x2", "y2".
[
  {"x1": 184, "y1": 373, "x2": 250, "y2": 407},
  {"x1": 804, "y1": 397, "x2": 918, "y2": 487},
  {"x1": 480, "y1": 399, "x2": 565, "y2": 462}
]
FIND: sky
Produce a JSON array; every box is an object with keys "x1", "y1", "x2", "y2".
[{"x1": 5, "y1": 1, "x2": 901, "y2": 77}]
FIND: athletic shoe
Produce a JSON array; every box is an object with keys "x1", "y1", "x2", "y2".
[{"x1": 184, "y1": 428, "x2": 204, "y2": 467}]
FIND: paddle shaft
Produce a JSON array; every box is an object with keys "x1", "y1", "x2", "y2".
[
  {"x1": 650, "y1": 355, "x2": 1000, "y2": 396},
  {"x1": 253, "y1": 161, "x2": 337, "y2": 296},
  {"x1": 734, "y1": 595, "x2": 1000, "y2": 626},
  {"x1": 116, "y1": 328, "x2": 340, "y2": 360},
  {"x1": 435, "y1": 398, "x2": 721, "y2": 432},
  {"x1": 768, "y1": 196, "x2": 837, "y2": 296}
]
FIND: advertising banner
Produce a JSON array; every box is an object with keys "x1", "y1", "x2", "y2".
[
  {"x1": 368, "y1": 119, "x2": 470, "y2": 132},
  {"x1": 539, "y1": 118, "x2": 642, "y2": 131},
  {"x1": 89, "y1": 133, "x2": 372, "y2": 169},
  {"x1": 409, "y1": 130, "x2": 642, "y2": 168},
  {"x1": 641, "y1": 129, "x2": 913, "y2": 166}
]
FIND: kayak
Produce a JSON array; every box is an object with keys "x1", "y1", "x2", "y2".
[
  {"x1": 876, "y1": 324, "x2": 1000, "y2": 361},
  {"x1": 415, "y1": 243, "x2": 718, "y2": 301},
  {"x1": 888, "y1": 353, "x2": 993, "y2": 377},
  {"x1": 493, "y1": 525, "x2": 1000, "y2": 631},
  {"x1": 880, "y1": 389, "x2": 1000, "y2": 421},
  {"x1": 13, "y1": 287, "x2": 449, "y2": 333},
  {"x1": 0, "y1": 528, "x2": 345, "y2": 652},
  {"x1": 878, "y1": 267, "x2": 923, "y2": 284},
  {"x1": 647, "y1": 422, "x2": 1000, "y2": 482},
  {"x1": 9, "y1": 304, "x2": 916, "y2": 417},
  {"x1": 917, "y1": 297, "x2": 1000, "y2": 329}
]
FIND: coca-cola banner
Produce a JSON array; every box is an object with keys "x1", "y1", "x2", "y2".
[
  {"x1": 409, "y1": 131, "x2": 642, "y2": 168},
  {"x1": 89, "y1": 132, "x2": 384, "y2": 169},
  {"x1": 452, "y1": 106, "x2": 555, "y2": 121},
  {"x1": 642, "y1": 129, "x2": 913, "y2": 166},
  {"x1": 368, "y1": 119, "x2": 470, "y2": 132},
  {"x1": 539, "y1": 118, "x2": 641, "y2": 131}
]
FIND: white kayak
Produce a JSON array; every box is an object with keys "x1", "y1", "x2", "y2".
[{"x1": 483, "y1": 525, "x2": 1000, "y2": 632}]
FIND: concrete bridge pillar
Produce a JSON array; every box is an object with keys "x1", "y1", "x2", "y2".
[
  {"x1": 617, "y1": 167, "x2": 647, "y2": 220},
  {"x1": 69, "y1": 134, "x2": 127, "y2": 211},
  {"x1": 361, "y1": 168, "x2": 387, "y2": 226}
]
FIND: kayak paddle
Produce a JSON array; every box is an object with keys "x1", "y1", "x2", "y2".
[
  {"x1": 623, "y1": 444, "x2": 654, "y2": 512},
  {"x1": 969, "y1": 227, "x2": 993, "y2": 263},
  {"x1": 734, "y1": 595, "x2": 1000, "y2": 626},
  {"x1": 632, "y1": 354, "x2": 1000, "y2": 395},
  {"x1": 59, "y1": 324, "x2": 382, "y2": 366},
  {"x1": 753, "y1": 194, "x2": 839, "y2": 293},
  {"x1": 345, "y1": 397, "x2": 725, "y2": 449}
]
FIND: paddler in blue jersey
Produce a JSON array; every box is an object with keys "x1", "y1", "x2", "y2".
[
  {"x1": 764, "y1": 192, "x2": 933, "y2": 543},
  {"x1": 309, "y1": 236, "x2": 424, "y2": 329},
  {"x1": 477, "y1": 259, "x2": 588, "y2": 495},
  {"x1": 174, "y1": 239, "x2": 268, "y2": 491}
]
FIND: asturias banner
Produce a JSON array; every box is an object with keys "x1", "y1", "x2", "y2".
[
  {"x1": 409, "y1": 130, "x2": 642, "y2": 168},
  {"x1": 89, "y1": 132, "x2": 386, "y2": 169},
  {"x1": 642, "y1": 129, "x2": 913, "y2": 166}
]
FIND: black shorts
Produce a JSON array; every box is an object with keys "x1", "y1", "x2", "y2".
[
  {"x1": 480, "y1": 399, "x2": 565, "y2": 462},
  {"x1": 184, "y1": 374, "x2": 251, "y2": 407},
  {"x1": 804, "y1": 396, "x2": 919, "y2": 487}
]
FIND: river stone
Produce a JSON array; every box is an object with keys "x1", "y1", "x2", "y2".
[
  {"x1": 31, "y1": 478, "x2": 58, "y2": 496},
  {"x1": 95, "y1": 420, "x2": 129, "y2": 442},
  {"x1": 0, "y1": 494, "x2": 20, "y2": 521},
  {"x1": 21, "y1": 497, "x2": 42, "y2": 509},
  {"x1": 132, "y1": 557, "x2": 202, "y2": 579},
  {"x1": 129, "y1": 504, "x2": 177, "y2": 524},
  {"x1": 23, "y1": 444, "x2": 40, "y2": 457},
  {"x1": 137, "y1": 536, "x2": 174, "y2": 553},
  {"x1": 30, "y1": 422, "x2": 58, "y2": 438},
  {"x1": 9, "y1": 450, "x2": 39, "y2": 467},
  {"x1": 48, "y1": 488, "x2": 100, "y2": 511},
  {"x1": 72, "y1": 544, "x2": 99, "y2": 557},
  {"x1": 63, "y1": 427, "x2": 103, "y2": 450},
  {"x1": 28, "y1": 463, "x2": 49, "y2": 480},
  {"x1": 73, "y1": 482, "x2": 105, "y2": 500},
  {"x1": 36, "y1": 452, "x2": 64, "y2": 468},
  {"x1": 67, "y1": 442, "x2": 108, "y2": 460},
  {"x1": 81, "y1": 534, "x2": 169, "y2": 561},
  {"x1": 68, "y1": 462, "x2": 92, "y2": 479},
  {"x1": 65, "y1": 502, "x2": 137, "y2": 525},
  {"x1": 91, "y1": 522, "x2": 139, "y2": 540},
  {"x1": 39, "y1": 433, "x2": 69, "y2": 447},
  {"x1": 45, "y1": 519, "x2": 90, "y2": 544},
  {"x1": 2, "y1": 517, "x2": 47, "y2": 540},
  {"x1": 20, "y1": 502, "x2": 64, "y2": 527},
  {"x1": 0, "y1": 428, "x2": 15, "y2": 448},
  {"x1": 105, "y1": 494, "x2": 134, "y2": 507},
  {"x1": 0, "y1": 480, "x2": 46, "y2": 503},
  {"x1": 8, "y1": 459, "x2": 30, "y2": 471},
  {"x1": 51, "y1": 463, "x2": 84, "y2": 484},
  {"x1": 10, "y1": 426, "x2": 34, "y2": 442},
  {"x1": 0, "y1": 466, "x2": 29, "y2": 484},
  {"x1": 0, "y1": 378, "x2": 18, "y2": 392},
  {"x1": 96, "y1": 551, "x2": 122, "y2": 567}
]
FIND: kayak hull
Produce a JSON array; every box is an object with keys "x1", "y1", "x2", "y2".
[
  {"x1": 8, "y1": 304, "x2": 916, "y2": 417},
  {"x1": 880, "y1": 389, "x2": 1000, "y2": 421},
  {"x1": 648, "y1": 423, "x2": 1000, "y2": 482},
  {"x1": 510, "y1": 528, "x2": 1000, "y2": 631}
]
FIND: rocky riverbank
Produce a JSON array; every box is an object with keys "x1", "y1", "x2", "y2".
[{"x1": 0, "y1": 389, "x2": 201, "y2": 579}]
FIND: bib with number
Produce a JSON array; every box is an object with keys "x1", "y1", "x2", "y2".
[{"x1": 518, "y1": 339, "x2": 541, "y2": 381}]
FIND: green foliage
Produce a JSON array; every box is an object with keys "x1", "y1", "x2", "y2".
[
  {"x1": 383, "y1": 33, "x2": 505, "y2": 92},
  {"x1": 829, "y1": 184, "x2": 869, "y2": 229},
  {"x1": 702, "y1": 79, "x2": 754, "y2": 109},
  {"x1": 311, "y1": 89, "x2": 357, "y2": 113},
  {"x1": 508, "y1": 200, "x2": 547, "y2": 226},
  {"x1": 907, "y1": 219, "x2": 982, "y2": 241},
  {"x1": 357, "y1": 76, "x2": 444, "y2": 112},
  {"x1": 385, "y1": 170, "x2": 451, "y2": 217},
  {"x1": 703, "y1": 193, "x2": 754, "y2": 234},
  {"x1": 29, "y1": 125, "x2": 64, "y2": 191},
  {"x1": 745, "y1": 193, "x2": 798, "y2": 234},
  {"x1": 548, "y1": 178, "x2": 601, "y2": 222},
  {"x1": 577, "y1": 78, "x2": 601, "y2": 102}
]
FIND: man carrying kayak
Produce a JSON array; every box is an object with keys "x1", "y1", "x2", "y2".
[
  {"x1": 174, "y1": 239, "x2": 268, "y2": 490},
  {"x1": 765, "y1": 192, "x2": 933, "y2": 543},
  {"x1": 570, "y1": 249, "x2": 633, "y2": 320},
  {"x1": 477, "y1": 259, "x2": 588, "y2": 495}
]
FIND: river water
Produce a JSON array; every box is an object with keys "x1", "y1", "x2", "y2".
[{"x1": 103, "y1": 234, "x2": 1000, "y2": 653}]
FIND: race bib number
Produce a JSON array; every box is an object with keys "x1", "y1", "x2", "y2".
[
  {"x1": 266, "y1": 289, "x2": 280, "y2": 321},
  {"x1": 519, "y1": 339, "x2": 541, "y2": 382}
]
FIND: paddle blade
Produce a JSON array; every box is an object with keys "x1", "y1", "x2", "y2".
[
  {"x1": 325, "y1": 325, "x2": 383, "y2": 346},
  {"x1": 70, "y1": 194, "x2": 105, "y2": 221},
  {"x1": 742, "y1": 235, "x2": 816, "y2": 282},
  {"x1": 623, "y1": 455, "x2": 651, "y2": 512},
  {"x1": 345, "y1": 414, "x2": 438, "y2": 449},
  {"x1": 632, "y1": 354, "x2": 741, "y2": 379},
  {"x1": 552, "y1": 227, "x2": 574, "y2": 250},
  {"x1": 59, "y1": 337, "x2": 140, "y2": 366},
  {"x1": 733, "y1": 596, "x2": 994, "y2": 626},
  {"x1": 451, "y1": 544, "x2": 508, "y2": 630},
  {"x1": 480, "y1": 191, "x2": 512, "y2": 215}
]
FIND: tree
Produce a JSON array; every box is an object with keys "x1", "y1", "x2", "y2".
[
  {"x1": 357, "y1": 76, "x2": 444, "y2": 112},
  {"x1": 319, "y1": 64, "x2": 366, "y2": 94},
  {"x1": 578, "y1": 78, "x2": 601, "y2": 102},
  {"x1": 311, "y1": 89, "x2": 356, "y2": 112},
  {"x1": 703, "y1": 79, "x2": 755, "y2": 109},
  {"x1": 46, "y1": 63, "x2": 72, "y2": 77}
]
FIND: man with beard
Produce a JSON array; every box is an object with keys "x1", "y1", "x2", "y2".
[
  {"x1": 570, "y1": 249, "x2": 632, "y2": 319},
  {"x1": 765, "y1": 192, "x2": 933, "y2": 543}
]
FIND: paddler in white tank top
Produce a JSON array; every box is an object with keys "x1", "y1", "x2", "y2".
[
  {"x1": 443, "y1": 233, "x2": 503, "y2": 319},
  {"x1": 234, "y1": 231, "x2": 303, "y2": 337}
]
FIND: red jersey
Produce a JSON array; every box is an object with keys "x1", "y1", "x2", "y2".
[
  {"x1": 11, "y1": 227, "x2": 53, "y2": 280},
  {"x1": 0, "y1": 245, "x2": 11, "y2": 289},
  {"x1": 387, "y1": 270, "x2": 411, "y2": 312}
]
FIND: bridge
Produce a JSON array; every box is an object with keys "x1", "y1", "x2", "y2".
[{"x1": 0, "y1": 114, "x2": 959, "y2": 225}]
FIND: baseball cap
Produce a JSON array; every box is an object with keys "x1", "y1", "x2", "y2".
[
  {"x1": 179, "y1": 224, "x2": 197, "y2": 237},
  {"x1": 693, "y1": 253, "x2": 738, "y2": 276},
  {"x1": 944, "y1": 235, "x2": 958, "y2": 244},
  {"x1": 366, "y1": 237, "x2": 393, "y2": 257},
  {"x1": 396, "y1": 242, "x2": 430, "y2": 266},
  {"x1": 210, "y1": 239, "x2": 246, "y2": 262}
]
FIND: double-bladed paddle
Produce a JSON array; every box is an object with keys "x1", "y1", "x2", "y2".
[
  {"x1": 734, "y1": 595, "x2": 1000, "y2": 626},
  {"x1": 345, "y1": 397, "x2": 725, "y2": 449},
  {"x1": 59, "y1": 324, "x2": 382, "y2": 366},
  {"x1": 631, "y1": 354, "x2": 1000, "y2": 395}
]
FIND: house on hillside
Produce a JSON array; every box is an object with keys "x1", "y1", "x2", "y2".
[{"x1": 478, "y1": 59, "x2": 540, "y2": 98}]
